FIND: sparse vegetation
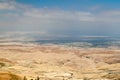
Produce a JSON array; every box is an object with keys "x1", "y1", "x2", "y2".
[
  {"x1": 22, "y1": 77, "x2": 40, "y2": 80},
  {"x1": 0, "y1": 62, "x2": 5, "y2": 67},
  {"x1": 83, "y1": 77, "x2": 91, "y2": 80},
  {"x1": 102, "y1": 72, "x2": 120, "y2": 80},
  {"x1": 23, "y1": 76, "x2": 27, "y2": 80}
]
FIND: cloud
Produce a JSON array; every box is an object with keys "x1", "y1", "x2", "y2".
[
  {"x1": 0, "y1": 0, "x2": 17, "y2": 10},
  {"x1": 24, "y1": 9, "x2": 93, "y2": 19},
  {"x1": 0, "y1": 0, "x2": 120, "y2": 39},
  {"x1": 100, "y1": 10, "x2": 120, "y2": 17},
  {"x1": 89, "y1": 5, "x2": 101, "y2": 11},
  {"x1": 95, "y1": 10, "x2": 120, "y2": 23},
  {"x1": 0, "y1": 2, "x2": 14, "y2": 10}
]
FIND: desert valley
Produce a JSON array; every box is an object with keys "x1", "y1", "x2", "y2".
[{"x1": 0, "y1": 43, "x2": 120, "y2": 80}]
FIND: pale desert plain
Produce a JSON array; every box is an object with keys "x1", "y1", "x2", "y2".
[{"x1": 0, "y1": 43, "x2": 120, "y2": 80}]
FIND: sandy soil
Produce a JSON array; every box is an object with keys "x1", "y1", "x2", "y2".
[{"x1": 0, "y1": 44, "x2": 120, "y2": 80}]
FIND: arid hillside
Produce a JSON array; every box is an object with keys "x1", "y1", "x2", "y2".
[{"x1": 0, "y1": 44, "x2": 120, "y2": 80}]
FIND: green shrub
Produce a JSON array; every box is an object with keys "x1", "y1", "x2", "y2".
[
  {"x1": 83, "y1": 77, "x2": 91, "y2": 80},
  {"x1": 0, "y1": 62, "x2": 5, "y2": 67}
]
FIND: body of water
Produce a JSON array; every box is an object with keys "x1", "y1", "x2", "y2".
[{"x1": 34, "y1": 37, "x2": 120, "y2": 48}]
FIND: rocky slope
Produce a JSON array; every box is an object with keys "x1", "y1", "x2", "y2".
[{"x1": 0, "y1": 44, "x2": 120, "y2": 80}]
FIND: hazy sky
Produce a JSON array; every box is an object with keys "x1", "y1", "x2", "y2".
[{"x1": 0, "y1": 0, "x2": 120, "y2": 40}]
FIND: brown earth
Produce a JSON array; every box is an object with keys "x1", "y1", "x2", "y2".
[
  {"x1": 0, "y1": 72, "x2": 22, "y2": 80},
  {"x1": 0, "y1": 44, "x2": 120, "y2": 80}
]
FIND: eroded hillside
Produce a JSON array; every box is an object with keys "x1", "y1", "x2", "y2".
[{"x1": 0, "y1": 44, "x2": 120, "y2": 80}]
